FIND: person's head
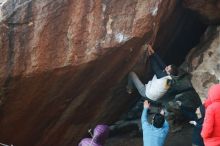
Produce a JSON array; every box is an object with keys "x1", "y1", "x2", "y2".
[
  {"x1": 165, "y1": 64, "x2": 178, "y2": 76},
  {"x1": 151, "y1": 113, "x2": 165, "y2": 128}
]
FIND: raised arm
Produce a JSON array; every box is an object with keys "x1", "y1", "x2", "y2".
[
  {"x1": 141, "y1": 100, "x2": 150, "y2": 124},
  {"x1": 141, "y1": 108, "x2": 148, "y2": 123},
  {"x1": 150, "y1": 54, "x2": 168, "y2": 78},
  {"x1": 147, "y1": 45, "x2": 167, "y2": 78},
  {"x1": 152, "y1": 51, "x2": 166, "y2": 69},
  {"x1": 163, "y1": 120, "x2": 169, "y2": 133},
  {"x1": 159, "y1": 109, "x2": 169, "y2": 132}
]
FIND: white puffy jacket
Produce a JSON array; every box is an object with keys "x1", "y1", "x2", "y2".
[{"x1": 145, "y1": 75, "x2": 172, "y2": 101}]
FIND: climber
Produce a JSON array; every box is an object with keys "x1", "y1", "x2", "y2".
[
  {"x1": 78, "y1": 124, "x2": 109, "y2": 146},
  {"x1": 201, "y1": 84, "x2": 220, "y2": 146},
  {"x1": 141, "y1": 100, "x2": 169, "y2": 146},
  {"x1": 127, "y1": 44, "x2": 178, "y2": 102}
]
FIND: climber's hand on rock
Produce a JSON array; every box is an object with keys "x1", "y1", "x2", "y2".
[
  {"x1": 144, "y1": 100, "x2": 150, "y2": 109},
  {"x1": 146, "y1": 44, "x2": 154, "y2": 55}
]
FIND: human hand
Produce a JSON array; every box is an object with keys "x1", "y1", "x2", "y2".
[
  {"x1": 160, "y1": 109, "x2": 165, "y2": 115},
  {"x1": 146, "y1": 44, "x2": 154, "y2": 55},
  {"x1": 144, "y1": 100, "x2": 150, "y2": 109},
  {"x1": 189, "y1": 121, "x2": 197, "y2": 126},
  {"x1": 146, "y1": 45, "x2": 152, "y2": 56},
  {"x1": 196, "y1": 107, "x2": 202, "y2": 119}
]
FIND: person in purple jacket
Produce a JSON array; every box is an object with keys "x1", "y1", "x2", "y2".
[{"x1": 78, "y1": 125, "x2": 109, "y2": 146}]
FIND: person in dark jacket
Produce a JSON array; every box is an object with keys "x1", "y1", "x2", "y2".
[
  {"x1": 175, "y1": 102, "x2": 205, "y2": 146},
  {"x1": 162, "y1": 67, "x2": 202, "y2": 133},
  {"x1": 166, "y1": 89, "x2": 202, "y2": 133},
  {"x1": 78, "y1": 125, "x2": 109, "y2": 146}
]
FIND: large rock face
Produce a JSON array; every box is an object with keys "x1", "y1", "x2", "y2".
[
  {"x1": 0, "y1": 0, "x2": 183, "y2": 146},
  {"x1": 181, "y1": 26, "x2": 220, "y2": 101}
]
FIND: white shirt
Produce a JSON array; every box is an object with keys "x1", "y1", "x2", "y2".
[{"x1": 145, "y1": 75, "x2": 172, "y2": 101}]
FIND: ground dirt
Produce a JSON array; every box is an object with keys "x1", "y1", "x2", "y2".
[{"x1": 106, "y1": 124, "x2": 193, "y2": 146}]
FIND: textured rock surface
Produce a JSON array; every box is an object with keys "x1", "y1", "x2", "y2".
[
  {"x1": 181, "y1": 26, "x2": 220, "y2": 101},
  {"x1": 183, "y1": 0, "x2": 220, "y2": 24},
  {"x1": 0, "y1": 0, "x2": 183, "y2": 146}
]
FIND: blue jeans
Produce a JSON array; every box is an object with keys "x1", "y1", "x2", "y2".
[
  {"x1": 150, "y1": 54, "x2": 167, "y2": 79},
  {"x1": 127, "y1": 72, "x2": 147, "y2": 98}
]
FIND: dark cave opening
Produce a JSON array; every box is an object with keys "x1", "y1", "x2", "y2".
[{"x1": 154, "y1": 4, "x2": 208, "y2": 66}]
